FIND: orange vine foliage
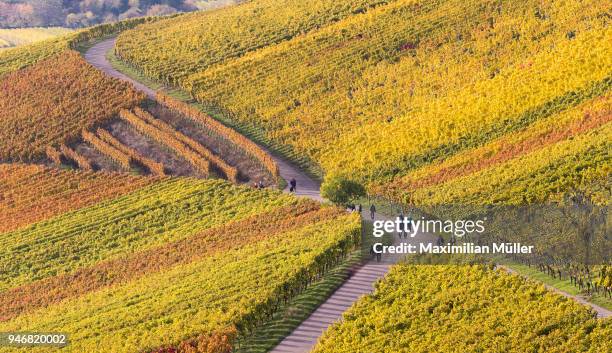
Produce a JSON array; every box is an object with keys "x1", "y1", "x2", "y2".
[
  {"x1": 120, "y1": 109, "x2": 211, "y2": 176},
  {"x1": 156, "y1": 92, "x2": 279, "y2": 180},
  {"x1": 96, "y1": 128, "x2": 166, "y2": 176},
  {"x1": 0, "y1": 201, "x2": 335, "y2": 321},
  {"x1": 45, "y1": 146, "x2": 62, "y2": 165},
  {"x1": 0, "y1": 163, "x2": 158, "y2": 233},
  {"x1": 59, "y1": 144, "x2": 93, "y2": 171},
  {"x1": 82, "y1": 129, "x2": 131, "y2": 169},
  {"x1": 133, "y1": 107, "x2": 238, "y2": 181},
  {"x1": 165, "y1": 327, "x2": 237, "y2": 353},
  {"x1": 0, "y1": 50, "x2": 145, "y2": 162}
]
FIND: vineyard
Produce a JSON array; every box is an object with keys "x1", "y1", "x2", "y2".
[
  {"x1": 373, "y1": 94, "x2": 612, "y2": 203},
  {"x1": 313, "y1": 265, "x2": 611, "y2": 352},
  {"x1": 0, "y1": 16, "x2": 158, "y2": 78},
  {"x1": 42, "y1": 99, "x2": 279, "y2": 184},
  {"x1": 0, "y1": 163, "x2": 159, "y2": 233},
  {"x1": 375, "y1": 95, "x2": 612, "y2": 205},
  {"x1": 0, "y1": 177, "x2": 360, "y2": 353},
  {"x1": 114, "y1": 0, "x2": 611, "y2": 206},
  {"x1": 115, "y1": 0, "x2": 392, "y2": 84},
  {"x1": 156, "y1": 92, "x2": 280, "y2": 181},
  {"x1": 0, "y1": 50, "x2": 144, "y2": 162},
  {"x1": 0, "y1": 0, "x2": 609, "y2": 351},
  {"x1": 0, "y1": 178, "x2": 298, "y2": 291}
]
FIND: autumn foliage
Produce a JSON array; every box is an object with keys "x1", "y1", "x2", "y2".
[
  {"x1": 0, "y1": 50, "x2": 144, "y2": 162},
  {"x1": 0, "y1": 201, "x2": 337, "y2": 321},
  {"x1": 96, "y1": 128, "x2": 166, "y2": 175},
  {"x1": 156, "y1": 92, "x2": 279, "y2": 181},
  {"x1": 313, "y1": 265, "x2": 611, "y2": 352},
  {"x1": 120, "y1": 108, "x2": 212, "y2": 176},
  {"x1": 0, "y1": 163, "x2": 158, "y2": 233},
  {"x1": 133, "y1": 107, "x2": 238, "y2": 181}
]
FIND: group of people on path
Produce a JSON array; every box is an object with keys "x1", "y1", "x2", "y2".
[
  {"x1": 253, "y1": 177, "x2": 298, "y2": 192},
  {"x1": 252, "y1": 180, "x2": 265, "y2": 189}
]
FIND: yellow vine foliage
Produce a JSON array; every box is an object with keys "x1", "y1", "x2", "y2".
[
  {"x1": 120, "y1": 0, "x2": 609, "y2": 205},
  {"x1": 59, "y1": 144, "x2": 93, "y2": 171},
  {"x1": 313, "y1": 265, "x2": 611, "y2": 353},
  {"x1": 373, "y1": 94, "x2": 612, "y2": 204},
  {"x1": 115, "y1": 0, "x2": 391, "y2": 84}
]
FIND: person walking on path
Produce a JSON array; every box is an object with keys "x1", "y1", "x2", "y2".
[
  {"x1": 289, "y1": 178, "x2": 297, "y2": 192},
  {"x1": 370, "y1": 204, "x2": 376, "y2": 220}
]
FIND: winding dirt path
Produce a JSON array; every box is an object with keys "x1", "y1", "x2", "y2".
[{"x1": 83, "y1": 38, "x2": 610, "y2": 353}]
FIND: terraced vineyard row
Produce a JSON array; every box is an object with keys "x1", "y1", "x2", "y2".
[
  {"x1": 59, "y1": 144, "x2": 93, "y2": 171},
  {"x1": 182, "y1": 0, "x2": 610, "y2": 191},
  {"x1": 0, "y1": 178, "x2": 296, "y2": 291},
  {"x1": 112, "y1": 0, "x2": 611, "y2": 207},
  {"x1": 375, "y1": 95, "x2": 612, "y2": 195},
  {"x1": 119, "y1": 109, "x2": 208, "y2": 177},
  {"x1": 0, "y1": 175, "x2": 360, "y2": 353},
  {"x1": 115, "y1": 0, "x2": 392, "y2": 84},
  {"x1": 133, "y1": 106, "x2": 239, "y2": 181},
  {"x1": 0, "y1": 17, "x2": 157, "y2": 78},
  {"x1": 374, "y1": 94, "x2": 612, "y2": 205},
  {"x1": 157, "y1": 92, "x2": 280, "y2": 181},
  {"x1": 0, "y1": 163, "x2": 159, "y2": 233},
  {"x1": 43, "y1": 99, "x2": 275, "y2": 184},
  {"x1": 95, "y1": 128, "x2": 166, "y2": 176},
  {"x1": 0, "y1": 50, "x2": 144, "y2": 162},
  {"x1": 0, "y1": 28, "x2": 73, "y2": 50},
  {"x1": 313, "y1": 265, "x2": 611, "y2": 352}
]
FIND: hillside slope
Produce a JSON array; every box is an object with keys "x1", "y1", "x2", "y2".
[
  {"x1": 115, "y1": 0, "x2": 391, "y2": 84},
  {"x1": 0, "y1": 176, "x2": 360, "y2": 352},
  {"x1": 313, "y1": 265, "x2": 611, "y2": 353},
  {"x1": 116, "y1": 0, "x2": 611, "y2": 205}
]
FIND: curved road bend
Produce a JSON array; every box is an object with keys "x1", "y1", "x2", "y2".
[
  {"x1": 86, "y1": 38, "x2": 322, "y2": 201},
  {"x1": 84, "y1": 39, "x2": 609, "y2": 353}
]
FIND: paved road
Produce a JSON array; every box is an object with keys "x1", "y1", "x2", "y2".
[
  {"x1": 83, "y1": 39, "x2": 610, "y2": 353},
  {"x1": 85, "y1": 38, "x2": 156, "y2": 99},
  {"x1": 271, "y1": 211, "x2": 434, "y2": 353},
  {"x1": 85, "y1": 38, "x2": 322, "y2": 201}
]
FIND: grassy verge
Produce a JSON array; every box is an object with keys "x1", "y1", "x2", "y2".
[
  {"x1": 234, "y1": 250, "x2": 362, "y2": 353},
  {"x1": 501, "y1": 260, "x2": 612, "y2": 311},
  {"x1": 359, "y1": 193, "x2": 612, "y2": 313},
  {"x1": 105, "y1": 49, "x2": 324, "y2": 183},
  {"x1": 233, "y1": 220, "x2": 392, "y2": 352}
]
